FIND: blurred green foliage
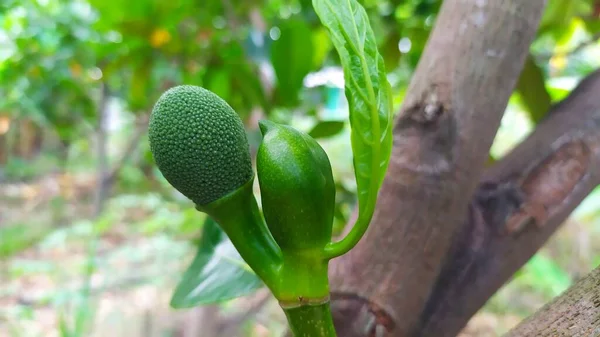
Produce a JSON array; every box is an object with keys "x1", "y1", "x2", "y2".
[{"x1": 1, "y1": 0, "x2": 600, "y2": 336}]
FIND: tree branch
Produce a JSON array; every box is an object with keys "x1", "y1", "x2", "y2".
[
  {"x1": 417, "y1": 69, "x2": 600, "y2": 337},
  {"x1": 94, "y1": 83, "x2": 110, "y2": 217},
  {"x1": 105, "y1": 114, "x2": 149, "y2": 186},
  {"x1": 329, "y1": 0, "x2": 547, "y2": 336},
  {"x1": 507, "y1": 264, "x2": 600, "y2": 336}
]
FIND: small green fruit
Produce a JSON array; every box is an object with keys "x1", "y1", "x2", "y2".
[
  {"x1": 148, "y1": 85, "x2": 253, "y2": 206},
  {"x1": 257, "y1": 120, "x2": 335, "y2": 251}
]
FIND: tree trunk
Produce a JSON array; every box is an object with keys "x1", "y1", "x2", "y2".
[
  {"x1": 94, "y1": 84, "x2": 110, "y2": 217},
  {"x1": 507, "y1": 265, "x2": 600, "y2": 336},
  {"x1": 417, "y1": 68, "x2": 600, "y2": 337},
  {"x1": 0, "y1": 117, "x2": 7, "y2": 166},
  {"x1": 13, "y1": 118, "x2": 42, "y2": 160},
  {"x1": 326, "y1": 0, "x2": 600, "y2": 336}
]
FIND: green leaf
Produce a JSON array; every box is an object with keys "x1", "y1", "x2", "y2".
[
  {"x1": 516, "y1": 55, "x2": 551, "y2": 123},
  {"x1": 0, "y1": 223, "x2": 49, "y2": 258},
  {"x1": 230, "y1": 62, "x2": 271, "y2": 117},
  {"x1": 58, "y1": 313, "x2": 73, "y2": 337},
  {"x1": 309, "y1": 120, "x2": 346, "y2": 138},
  {"x1": 271, "y1": 18, "x2": 314, "y2": 106},
  {"x1": 538, "y1": 0, "x2": 577, "y2": 37},
  {"x1": 313, "y1": 0, "x2": 393, "y2": 216},
  {"x1": 311, "y1": 27, "x2": 333, "y2": 68},
  {"x1": 170, "y1": 217, "x2": 264, "y2": 308},
  {"x1": 128, "y1": 59, "x2": 152, "y2": 111},
  {"x1": 206, "y1": 69, "x2": 231, "y2": 103},
  {"x1": 546, "y1": 83, "x2": 572, "y2": 102},
  {"x1": 522, "y1": 254, "x2": 571, "y2": 298},
  {"x1": 583, "y1": 18, "x2": 600, "y2": 34},
  {"x1": 314, "y1": 0, "x2": 393, "y2": 258}
]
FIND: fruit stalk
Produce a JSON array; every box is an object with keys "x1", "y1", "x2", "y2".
[
  {"x1": 283, "y1": 302, "x2": 337, "y2": 337},
  {"x1": 197, "y1": 178, "x2": 282, "y2": 288}
]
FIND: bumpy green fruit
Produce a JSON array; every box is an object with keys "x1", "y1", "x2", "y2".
[
  {"x1": 149, "y1": 85, "x2": 253, "y2": 205},
  {"x1": 257, "y1": 120, "x2": 335, "y2": 251}
]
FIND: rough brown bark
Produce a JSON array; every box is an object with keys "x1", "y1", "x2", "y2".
[
  {"x1": 329, "y1": 0, "x2": 547, "y2": 336},
  {"x1": 417, "y1": 68, "x2": 600, "y2": 337},
  {"x1": 506, "y1": 265, "x2": 600, "y2": 336}
]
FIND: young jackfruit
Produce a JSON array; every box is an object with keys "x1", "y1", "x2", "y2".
[
  {"x1": 149, "y1": 85, "x2": 253, "y2": 206},
  {"x1": 256, "y1": 120, "x2": 335, "y2": 251}
]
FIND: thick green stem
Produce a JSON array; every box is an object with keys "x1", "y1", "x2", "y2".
[
  {"x1": 198, "y1": 179, "x2": 337, "y2": 336},
  {"x1": 276, "y1": 252, "x2": 330, "y2": 304},
  {"x1": 197, "y1": 177, "x2": 282, "y2": 288},
  {"x1": 284, "y1": 302, "x2": 337, "y2": 337}
]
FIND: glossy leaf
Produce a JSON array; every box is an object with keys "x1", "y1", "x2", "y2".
[
  {"x1": 516, "y1": 55, "x2": 551, "y2": 123},
  {"x1": 170, "y1": 217, "x2": 263, "y2": 308},
  {"x1": 309, "y1": 120, "x2": 346, "y2": 138},
  {"x1": 314, "y1": 0, "x2": 393, "y2": 258},
  {"x1": 313, "y1": 0, "x2": 393, "y2": 217},
  {"x1": 271, "y1": 18, "x2": 314, "y2": 106}
]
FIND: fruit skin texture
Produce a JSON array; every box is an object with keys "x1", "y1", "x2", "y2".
[
  {"x1": 149, "y1": 85, "x2": 253, "y2": 206},
  {"x1": 257, "y1": 120, "x2": 335, "y2": 251}
]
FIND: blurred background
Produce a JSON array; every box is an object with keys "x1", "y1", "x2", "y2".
[{"x1": 1, "y1": 0, "x2": 600, "y2": 336}]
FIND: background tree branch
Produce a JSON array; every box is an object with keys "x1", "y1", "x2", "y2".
[
  {"x1": 94, "y1": 83, "x2": 110, "y2": 217},
  {"x1": 417, "y1": 68, "x2": 600, "y2": 337},
  {"x1": 105, "y1": 113, "x2": 150, "y2": 186},
  {"x1": 329, "y1": 0, "x2": 548, "y2": 335},
  {"x1": 507, "y1": 264, "x2": 600, "y2": 336}
]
